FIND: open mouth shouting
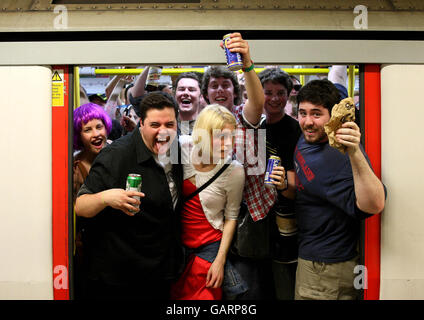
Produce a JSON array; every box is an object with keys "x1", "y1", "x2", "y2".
[
  {"x1": 214, "y1": 96, "x2": 227, "y2": 103},
  {"x1": 155, "y1": 133, "x2": 171, "y2": 154},
  {"x1": 80, "y1": 118, "x2": 107, "y2": 155},
  {"x1": 213, "y1": 96, "x2": 233, "y2": 110},
  {"x1": 92, "y1": 137, "x2": 104, "y2": 146},
  {"x1": 90, "y1": 137, "x2": 106, "y2": 153},
  {"x1": 180, "y1": 98, "x2": 192, "y2": 109},
  {"x1": 139, "y1": 106, "x2": 177, "y2": 156}
]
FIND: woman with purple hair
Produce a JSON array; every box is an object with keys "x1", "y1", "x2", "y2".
[
  {"x1": 73, "y1": 103, "x2": 112, "y2": 202},
  {"x1": 72, "y1": 102, "x2": 112, "y2": 298}
]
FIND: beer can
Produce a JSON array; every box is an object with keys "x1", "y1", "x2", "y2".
[
  {"x1": 223, "y1": 34, "x2": 243, "y2": 71},
  {"x1": 264, "y1": 155, "x2": 281, "y2": 186},
  {"x1": 126, "y1": 174, "x2": 142, "y2": 212}
]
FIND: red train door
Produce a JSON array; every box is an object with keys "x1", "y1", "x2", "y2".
[
  {"x1": 50, "y1": 64, "x2": 383, "y2": 300},
  {"x1": 52, "y1": 65, "x2": 73, "y2": 300},
  {"x1": 362, "y1": 64, "x2": 382, "y2": 300}
]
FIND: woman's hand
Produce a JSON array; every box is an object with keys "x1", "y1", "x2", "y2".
[{"x1": 206, "y1": 259, "x2": 225, "y2": 288}]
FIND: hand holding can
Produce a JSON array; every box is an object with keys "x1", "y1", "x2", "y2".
[
  {"x1": 126, "y1": 174, "x2": 142, "y2": 213},
  {"x1": 270, "y1": 166, "x2": 288, "y2": 191},
  {"x1": 99, "y1": 188, "x2": 144, "y2": 216},
  {"x1": 221, "y1": 32, "x2": 253, "y2": 71},
  {"x1": 223, "y1": 33, "x2": 243, "y2": 71},
  {"x1": 265, "y1": 156, "x2": 282, "y2": 188}
]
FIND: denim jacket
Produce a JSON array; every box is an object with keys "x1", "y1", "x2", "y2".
[{"x1": 184, "y1": 241, "x2": 248, "y2": 297}]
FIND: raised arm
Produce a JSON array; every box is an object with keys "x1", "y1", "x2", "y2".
[
  {"x1": 105, "y1": 75, "x2": 122, "y2": 99},
  {"x1": 223, "y1": 33, "x2": 264, "y2": 125},
  {"x1": 127, "y1": 66, "x2": 150, "y2": 101},
  {"x1": 336, "y1": 121, "x2": 385, "y2": 214},
  {"x1": 104, "y1": 75, "x2": 134, "y2": 119}
]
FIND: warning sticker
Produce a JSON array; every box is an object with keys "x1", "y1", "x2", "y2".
[
  {"x1": 52, "y1": 69, "x2": 64, "y2": 107},
  {"x1": 52, "y1": 70, "x2": 62, "y2": 82}
]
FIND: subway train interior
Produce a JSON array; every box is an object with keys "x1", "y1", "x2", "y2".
[{"x1": 0, "y1": 0, "x2": 424, "y2": 301}]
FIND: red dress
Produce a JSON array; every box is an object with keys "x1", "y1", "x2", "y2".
[{"x1": 171, "y1": 179, "x2": 223, "y2": 300}]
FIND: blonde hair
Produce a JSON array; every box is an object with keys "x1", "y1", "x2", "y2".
[{"x1": 192, "y1": 104, "x2": 237, "y2": 164}]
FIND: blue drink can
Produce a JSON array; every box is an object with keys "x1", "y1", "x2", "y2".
[
  {"x1": 264, "y1": 155, "x2": 281, "y2": 186},
  {"x1": 223, "y1": 33, "x2": 243, "y2": 71}
]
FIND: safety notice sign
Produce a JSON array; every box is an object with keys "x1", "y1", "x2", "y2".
[{"x1": 52, "y1": 69, "x2": 64, "y2": 107}]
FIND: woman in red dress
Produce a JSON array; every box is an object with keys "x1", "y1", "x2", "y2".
[{"x1": 172, "y1": 104, "x2": 245, "y2": 300}]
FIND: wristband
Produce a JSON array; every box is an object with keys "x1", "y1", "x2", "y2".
[
  {"x1": 242, "y1": 61, "x2": 255, "y2": 72},
  {"x1": 281, "y1": 176, "x2": 288, "y2": 192},
  {"x1": 101, "y1": 194, "x2": 107, "y2": 206}
]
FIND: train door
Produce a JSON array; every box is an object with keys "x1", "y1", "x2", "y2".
[
  {"x1": 361, "y1": 64, "x2": 383, "y2": 300},
  {"x1": 52, "y1": 65, "x2": 74, "y2": 300},
  {"x1": 54, "y1": 63, "x2": 383, "y2": 300}
]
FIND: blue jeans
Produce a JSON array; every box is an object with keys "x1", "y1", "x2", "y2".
[
  {"x1": 184, "y1": 241, "x2": 248, "y2": 297},
  {"x1": 228, "y1": 254, "x2": 275, "y2": 300}
]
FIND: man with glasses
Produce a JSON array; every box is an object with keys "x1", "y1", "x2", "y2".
[{"x1": 285, "y1": 75, "x2": 302, "y2": 119}]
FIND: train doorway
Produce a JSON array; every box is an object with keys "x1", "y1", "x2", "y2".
[{"x1": 57, "y1": 63, "x2": 382, "y2": 300}]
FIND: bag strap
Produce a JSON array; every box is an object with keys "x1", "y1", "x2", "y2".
[
  {"x1": 183, "y1": 163, "x2": 230, "y2": 202},
  {"x1": 76, "y1": 160, "x2": 89, "y2": 181}
]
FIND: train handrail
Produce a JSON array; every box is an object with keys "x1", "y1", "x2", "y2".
[
  {"x1": 75, "y1": 66, "x2": 359, "y2": 108},
  {"x1": 84, "y1": 67, "x2": 359, "y2": 77},
  {"x1": 74, "y1": 66, "x2": 80, "y2": 109}
]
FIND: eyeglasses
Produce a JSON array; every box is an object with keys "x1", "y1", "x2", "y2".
[{"x1": 293, "y1": 84, "x2": 302, "y2": 91}]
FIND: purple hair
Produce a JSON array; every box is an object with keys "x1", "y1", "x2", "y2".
[{"x1": 73, "y1": 103, "x2": 112, "y2": 150}]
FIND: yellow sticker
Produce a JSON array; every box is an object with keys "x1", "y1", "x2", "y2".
[
  {"x1": 52, "y1": 83, "x2": 64, "y2": 107},
  {"x1": 52, "y1": 69, "x2": 64, "y2": 107}
]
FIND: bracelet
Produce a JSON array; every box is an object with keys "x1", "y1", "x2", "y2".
[
  {"x1": 281, "y1": 176, "x2": 288, "y2": 192},
  {"x1": 101, "y1": 194, "x2": 107, "y2": 206},
  {"x1": 242, "y1": 61, "x2": 255, "y2": 72}
]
